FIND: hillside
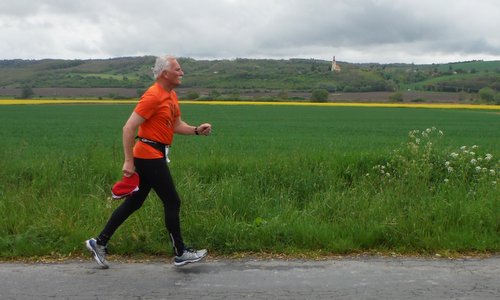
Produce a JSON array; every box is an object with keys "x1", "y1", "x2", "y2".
[{"x1": 1, "y1": 57, "x2": 499, "y2": 102}]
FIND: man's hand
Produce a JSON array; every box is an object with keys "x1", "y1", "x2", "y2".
[
  {"x1": 197, "y1": 123, "x2": 212, "y2": 136},
  {"x1": 122, "y1": 160, "x2": 135, "y2": 177}
]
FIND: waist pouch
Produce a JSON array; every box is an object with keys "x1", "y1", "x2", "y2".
[{"x1": 136, "y1": 136, "x2": 170, "y2": 162}]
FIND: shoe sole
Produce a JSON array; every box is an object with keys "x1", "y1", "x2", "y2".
[
  {"x1": 85, "y1": 240, "x2": 109, "y2": 269},
  {"x1": 174, "y1": 253, "x2": 207, "y2": 267}
]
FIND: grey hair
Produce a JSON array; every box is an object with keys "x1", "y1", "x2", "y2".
[{"x1": 152, "y1": 55, "x2": 176, "y2": 79}]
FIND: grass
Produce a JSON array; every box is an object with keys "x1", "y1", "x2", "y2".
[{"x1": 0, "y1": 103, "x2": 498, "y2": 259}]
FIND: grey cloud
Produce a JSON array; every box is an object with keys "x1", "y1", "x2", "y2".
[
  {"x1": 0, "y1": 0, "x2": 499, "y2": 63},
  {"x1": 258, "y1": 1, "x2": 448, "y2": 49}
]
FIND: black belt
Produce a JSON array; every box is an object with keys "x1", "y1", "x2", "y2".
[{"x1": 136, "y1": 136, "x2": 169, "y2": 158}]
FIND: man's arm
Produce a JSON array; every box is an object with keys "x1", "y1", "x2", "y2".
[
  {"x1": 122, "y1": 112, "x2": 145, "y2": 176},
  {"x1": 174, "y1": 116, "x2": 211, "y2": 136}
]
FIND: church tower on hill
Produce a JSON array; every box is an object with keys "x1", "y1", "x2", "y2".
[{"x1": 331, "y1": 56, "x2": 341, "y2": 72}]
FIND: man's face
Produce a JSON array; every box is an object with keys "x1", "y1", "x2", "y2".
[{"x1": 164, "y1": 59, "x2": 184, "y2": 87}]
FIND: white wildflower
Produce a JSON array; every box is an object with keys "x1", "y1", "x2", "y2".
[
  {"x1": 438, "y1": 130, "x2": 444, "y2": 136},
  {"x1": 470, "y1": 152, "x2": 475, "y2": 156},
  {"x1": 415, "y1": 138, "x2": 420, "y2": 144},
  {"x1": 482, "y1": 168, "x2": 487, "y2": 173},
  {"x1": 447, "y1": 167, "x2": 454, "y2": 173},
  {"x1": 490, "y1": 169, "x2": 496, "y2": 176},
  {"x1": 386, "y1": 173, "x2": 391, "y2": 177},
  {"x1": 471, "y1": 145, "x2": 478, "y2": 149},
  {"x1": 408, "y1": 130, "x2": 419, "y2": 138},
  {"x1": 475, "y1": 166, "x2": 482, "y2": 172},
  {"x1": 444, "y1": 179, "x2": 449, "y2": 183},
  {"x1": 445, "y1": 161, "x2": 450, "y2": 167},
  {"x1": 460, "y1": 146, "x2": 467, "y2": 151},
  {"x1": 492, "y1": 181, "x2": 497, "y2": 185},
  {"x1": 485, "y1": 154, "x2": 493, "y2": 161},
  {"x1": 470, "y1": 159, "x2": 477, "y2": 165},
  {"x1": 450, "y1": 153, "x2": 459, "y2": 158},
  {"x1": 426, "y1": 128, "x2": 432, "y2": 133}
]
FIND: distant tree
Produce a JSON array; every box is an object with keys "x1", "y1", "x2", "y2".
[
  {"x1": 185, "y1": 91, "x2": 200, "y2": 100},
  {"x1": 310, "y1": 89, "x2": 329, "y2": 102},
  {"x1": 343, "y1": 86, "x2": 358, "y2": 92},
  {"x1": 20, "y1": 85, "x2": 34, "y2": 99},
  {"x1": 208, "y1": 90, "x2": 221, "y2": 100},
  {"x1": 494, "y1": 93, "x2": 500, "y2": 105},
  {"x1": 228, "y1": 89, "x2": 241, "y2": 100},
  {"x1": 136, "y1": 88, "x2": 146, "y2": 97},
  {"x1": 277, "y1": 90, "x2": 289, "y2": 100},
  {"x1": 389, "y1": 92, "x2": 404, "y2": 102},
  {"x1": 478, "y1": 87, "x2": 495, "y2": 103}
]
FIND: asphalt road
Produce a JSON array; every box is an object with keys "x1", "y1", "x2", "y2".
[{"x1": 1, "y1": 256, "x2": 499, "y2": 299}]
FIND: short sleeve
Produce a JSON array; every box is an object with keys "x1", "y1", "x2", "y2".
[{"x1": 134, "y1": 90, "x2": 160, "y2": 120}]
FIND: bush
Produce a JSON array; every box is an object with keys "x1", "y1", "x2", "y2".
[
  {"x1": 478, "y1": 87, "x2": 496, "y2": 103},
  {"x1": 277, "y1": 90, "x2": 289, "y2": 100},
  {"x1": 494, "y1": 93, "x2": 500, "y2": 105},
  {"x1": 310, "y1": 89, "x2": 329, "y2": 102},
  {"x1": 185, "y1": 91, "x2": 200, "y2": 100},
  {"x1": 20, "y1": 85, "x2": 34, "y2": 99},
  {"x1": 389, "y1": 92, "x2": 404, "y2": 102},
  {"x1": 208, "y1": 90, "x2": 221, "y2": 100},
  {"x1": 342, "y1": 86, "x2": 358, "y2": 92},
  {"x1": 136, "y1": 88, "x2": 146, "y2": 97}
]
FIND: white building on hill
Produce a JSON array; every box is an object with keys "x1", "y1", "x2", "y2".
[{"x1": 331, "y1": 56, "x2": 341, "y2": 72}]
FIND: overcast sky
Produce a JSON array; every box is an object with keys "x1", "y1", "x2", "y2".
[{"x1": 1, "y1": 0, "x2": 499, "y2": 64}]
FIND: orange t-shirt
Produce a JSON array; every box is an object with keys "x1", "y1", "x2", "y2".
[{"x1": 133, "y1": 83, "x2": 181, "y2": 159}]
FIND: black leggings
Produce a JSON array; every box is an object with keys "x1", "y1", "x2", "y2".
[{"x1": 98, "y1": 158, "x2": 185, "y2": 256}]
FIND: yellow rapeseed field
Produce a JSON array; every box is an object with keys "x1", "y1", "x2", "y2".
[
  {"x1": 0, "y1": 99, "x2": 137, "y2": 105},
  {"x1": 1, "y1": 99, "x2": 499, "y2": 110}
]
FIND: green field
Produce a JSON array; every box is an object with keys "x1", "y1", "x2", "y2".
[{"x1": 0, "y1": 104, "x2": 498, "y2": 259}]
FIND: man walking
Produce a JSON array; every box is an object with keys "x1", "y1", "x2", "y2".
[{"x1": 86, "y1": 55, "x2": 211, "y2": 268}]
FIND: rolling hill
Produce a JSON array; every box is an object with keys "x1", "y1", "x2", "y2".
[{"x1": 1, "y1": 57, "x2": 499, "y2": 102}]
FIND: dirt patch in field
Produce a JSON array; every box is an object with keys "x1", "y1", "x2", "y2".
[
  {"x1": 0, "y1": 88, "x2": 138, "y2": 98},
  {"x1": 327, "y1": 91, "x2": 477, "y2": 103},
  {"x1": 0, "y1": 87, "x2": 477, "y2": 103}
]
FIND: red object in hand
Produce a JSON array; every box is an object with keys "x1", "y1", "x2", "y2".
[{"x1": 111, "y1": 173, "x2": 140, "y2": 199}]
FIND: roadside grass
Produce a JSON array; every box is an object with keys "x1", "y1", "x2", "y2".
[{"x1": 0, "y1": 103, "x2": 498, "y2": 259}]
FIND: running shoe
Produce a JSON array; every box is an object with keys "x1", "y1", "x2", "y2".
[
  {"x1": 174, "y1": 248, "x2": 207, "y2": 267},
  {"x1": 85, "y1": 238, "x2": 109, "y2": 269}
]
